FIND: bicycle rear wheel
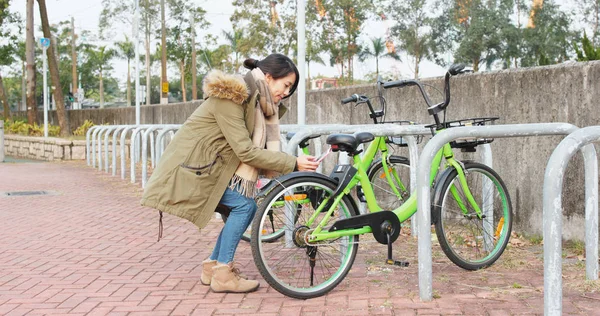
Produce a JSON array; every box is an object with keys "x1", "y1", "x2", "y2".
[
  {"x1": 251, "y1": 175, "x2": 360, "y2": 299},
  {"x1": 433, "y1": 162, "x2": 513, "y2": 270}
]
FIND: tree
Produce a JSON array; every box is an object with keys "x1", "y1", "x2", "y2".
[
  {"x1": 100, "y1": 0, "x2": 159, "y2": 105},
  {"x1": 25, "y1": 0, "x2": 36, "y2": 124},
  {"x1": 230, "y1": 0, "x2": 297, "y2": 56},
  {"x1": 359, "y1": 37, "x2": 400, "y2": 79},
  {"x1": 388, "y1": 0, "x2": 431, "y2": 78},
  {"x1": 38, "y1": 0, "x2": 69, "y2": 136},
  {"x1": 574, "y1": 31, "x2": 600, "y2": 60},
  {"x1": 575, "y1": 0, "x2": 599, "y2": 44},
  {"x1": 83, "y1": 46, "x2": 116, "y2": 108},
  {"x1": 326, "y1": 0, "x2": 374, "y2": 81},
  {"x1": 521, "y1": 0, "x2": 575, "y2": 67},
  {"x1": 0, "y1": 1, "x2": 20, "y2": 119},
  {"x1": 222, "y1": 28, "x2": 249, "y2": 72},
  {"x1": 431, "y1": 0, "x2": 516, "y2": 72},
  {"x1": 305, "y1": 37, "x2": 326, "y2": 88},
  {"x1": 165, "y1": 0, "x2": 208, "y2": 103},
  {"x1": 115, "y1": 37, "x2": 135, "y2": 106}
]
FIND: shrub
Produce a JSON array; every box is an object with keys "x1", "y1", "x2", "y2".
[{"x1": 72, "y1": 119, "x2": 95, "y2": 136}]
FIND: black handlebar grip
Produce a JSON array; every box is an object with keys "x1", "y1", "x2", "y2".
[
  {"x1": 383, "y1": 80, "x2": 414, "y2": 89},
  {"x1": 341, "y1": 95, "x2": 357, "y2": 104}
]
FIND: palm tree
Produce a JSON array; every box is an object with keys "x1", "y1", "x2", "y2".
[
  {"x1": 359, "y1": 37, "x2": 401, "y2": 78},
  {"x1": 115, "y1": 36, "x2": 135, "y2": 106},
  {"x1": 222, "y1": 28, "x2": 245, "y2": 72},
  {"x1": 85, "y1": 46, "x2": 116, "y2": 108}
]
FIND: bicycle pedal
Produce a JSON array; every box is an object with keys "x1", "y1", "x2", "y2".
[{"x1": 386, "y1": 259, "x2": 409, "y2": 267}]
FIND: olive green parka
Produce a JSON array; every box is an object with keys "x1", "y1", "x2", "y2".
[{"x1": 140, "y1": 70, "x2": 296, "y2": 230}]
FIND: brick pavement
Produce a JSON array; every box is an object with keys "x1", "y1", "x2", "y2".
[{"x1": 1, "y1": 160, "x2": 599, "y2": 315}]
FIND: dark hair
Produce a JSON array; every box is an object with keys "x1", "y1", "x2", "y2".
[{"x1": 243, "y1": 53, "x2": 299, "y2": 99}]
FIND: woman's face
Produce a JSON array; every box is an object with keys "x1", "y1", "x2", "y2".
[{"x1": 265, "y1": 72, "x2": 296, "y2": 103}]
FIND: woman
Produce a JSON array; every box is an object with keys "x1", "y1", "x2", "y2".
[{"x1": 141, "y1": 53, "x2": 319, "y2": 293}]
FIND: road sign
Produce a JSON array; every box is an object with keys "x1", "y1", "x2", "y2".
[
  {"x1": 40, "y1": 38, "x2": 50, "y2": 48},
  {"x1": 161, "y1": 82, "x2": 169, "y2": 93}
]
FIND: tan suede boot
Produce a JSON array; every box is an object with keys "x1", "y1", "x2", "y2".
[
  {"x1": 210, "y1": 263, "x2": 260, "y2": 293},
  {"x1": 200, "y1": 259, "x2": 217, "y2": 285}
]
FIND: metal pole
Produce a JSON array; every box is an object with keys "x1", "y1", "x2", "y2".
[
  {"x1": 543, "y1": 127, "x2": 600, "y2": 316},
  {"x1": 297, "y1": 0, "x2": 306, "y2": 125},
  {"x1": 43, "y1": 45, "x2": 48, "y2": 138},
  {"x1": 134, "y1": 0, "x2": 141, "y2": 125}
]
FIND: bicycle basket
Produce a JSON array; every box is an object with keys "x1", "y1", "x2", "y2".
[
  {"x1": 426, "y1": 117, "x2": 499, "y2": 152},
  {"x1": 383, "y1": 120, "x2": 424, "y2": 147}
]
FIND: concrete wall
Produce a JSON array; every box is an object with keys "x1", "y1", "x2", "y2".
[{"x1": 12, "y1": 60, "x2": 600, "y2": 239}]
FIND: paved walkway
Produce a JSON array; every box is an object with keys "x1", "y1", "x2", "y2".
[{"x1": 1, "y1": 160, "x2": 599, "y2": 315}]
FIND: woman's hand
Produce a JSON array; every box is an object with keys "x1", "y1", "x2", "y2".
[{"x1": 296, "y1": 156, "x2": 320, "y2": 172}]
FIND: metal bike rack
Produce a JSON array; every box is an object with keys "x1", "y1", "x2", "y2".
[
  {"x1": 415, "y1": 123, "x2": 598, "y2": 303},
  {"x1": 543, "y1": 126, "x2": 600, "y2": 316},
  {"x1": 141, "y1": 125, "x2": 182, "y2": 188},
  {"x1": 120, "y1": 125, "x2": 152, "y2": 179},
  {"x1": 155, "y1": 126, "x2": 181, "y2": 164},
  {"x1": 112, "y1": 126, "x2": 132, "y2": 176},
  {"x1": 102, "y1": 125, "x2": 128, "y2": 172}
]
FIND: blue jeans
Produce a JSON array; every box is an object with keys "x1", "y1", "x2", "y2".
[{"x1": 209, "y1": 185, "x2": 257, "y2": 264}]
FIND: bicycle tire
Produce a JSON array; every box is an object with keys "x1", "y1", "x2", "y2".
[
  {"x1": 432, "y1": 162, "x2": 513, "y2": 270},
  {"x1": 251, "y1": 175, "x2": 360, "y2": 299},
  {"x1": 367, "y1": 155, "x2": 411, "y2": 210}
]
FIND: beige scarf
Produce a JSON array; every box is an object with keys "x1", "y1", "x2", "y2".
[{"x1": 229, "y1": 68, "x2": 281, "y2": 197}]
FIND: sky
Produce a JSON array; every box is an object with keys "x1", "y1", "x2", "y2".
[{"x1": 7, "y1": 0, "x2": 578, "y2": 88}]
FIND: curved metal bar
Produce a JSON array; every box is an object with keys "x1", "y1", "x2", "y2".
[
  {"x1": 112, "y1": 126, "x2": 130, "y2": 176},
  {"x1": 141, "y1": 125, "x2": 180, "y2": 187},
  {"x1": 104, "y1": 126, "x2": 125, "y2": 172},
  {"x1": 90, "y1": 126, "x2": 102, "y2": 168},
  {"x1": 155, "y1": 126, "x2": 181, "y2": 164},
  {"x1": 120, "y1": 126, "x2": 140, "y2": 179},
  {"x1": 414, "y1": 123, "x2": 589, "y2": 302},
  {"x1": 86, "y1": 126, "x2": 101, "y2": 166},
  {"x1": 543, "y1": 126, "x2": 599, "y2": 316}
]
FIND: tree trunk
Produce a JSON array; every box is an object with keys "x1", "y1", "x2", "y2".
[
  {"x1": 191, "y1": 15, "x2": 197, "y2": 100},
  {"x1": 127, "y1": 59, "x2": 131, "y2": 107},
  {"x1": 21, "y1": 61, "x2": 26, "y2": 112},
  {"x1": 376, "y1": 57, "x2": 379, "y2": 78},
  {"x1": 473, "y1": 58, "x2": 480, "y2": 72},
  {"x1": 0, "y1": 73, "x2": 10, "y2": 119},
  {"x1": 71, "y1": 16, "x2": 77, "y2": 107},
  {"x1": 180, "y1": 61, "x2": 187, "y2": 103},
  {"x1": 26, "y1": 0, "x2": 37, "y2": 124},
  {"x1": 307, "y1": 61, "x2": 311, "y2": 90},
  {"x1": 414, "y1": 55, "x2": 420, "y2": 79},
  {"x1": 38, "y1": 0, "x2": 69, "y2": 136},
  {"x1": 99, "y1": 70, "x2": 104, "y2": 108}
]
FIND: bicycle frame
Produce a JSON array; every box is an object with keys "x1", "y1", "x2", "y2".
[{"x1": 303, "y1": 134, "x2": 483, "y2": 243}]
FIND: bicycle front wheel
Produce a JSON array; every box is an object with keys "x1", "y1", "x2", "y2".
[
  {"x1": 251, "y1": 175, "x2": 360, "y2": 299},
  {"x1": 433, "y1": 162, "x2": 513, "y2": 270}
]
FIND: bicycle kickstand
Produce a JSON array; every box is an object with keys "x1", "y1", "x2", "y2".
[{"x1": 385, "y1": 232, "x2": 409, "y2": 267}]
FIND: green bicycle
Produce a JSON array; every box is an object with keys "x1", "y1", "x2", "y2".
[
  {"x1": 223, "y1": 79, "x2": 417, "y2": 242},
  {"x1": 250, "y1": 64, "x2": 513, "y2": 299}
]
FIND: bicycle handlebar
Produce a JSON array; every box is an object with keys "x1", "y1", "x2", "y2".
[
  {"x1": 382, "y1": 64, "x2": 470, "y2": 117},
  {"x1": 341, "y1": 94, "x2": 359, "y2": 105}
]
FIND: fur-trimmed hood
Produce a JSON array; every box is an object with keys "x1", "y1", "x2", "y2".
[{"x1": 202, "y1": 70, "x2": 249, "y2": 105}]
